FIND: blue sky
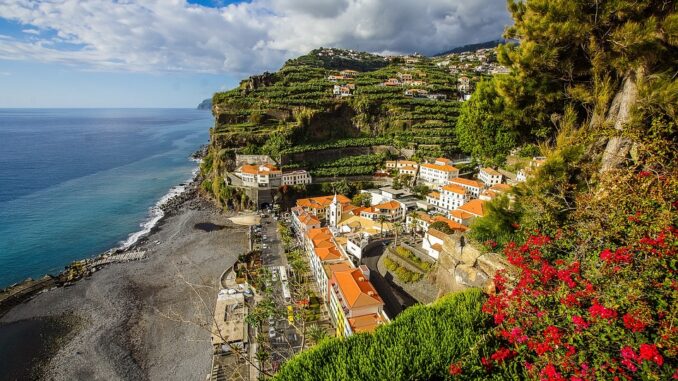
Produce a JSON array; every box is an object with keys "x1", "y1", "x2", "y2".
[{"x1": 0, "y1": 0, "x2": 510, "y2": 108}]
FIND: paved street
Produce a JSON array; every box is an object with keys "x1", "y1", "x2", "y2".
[{"x1": 361, "y1": 242, "x2": 417, "y2": 319}]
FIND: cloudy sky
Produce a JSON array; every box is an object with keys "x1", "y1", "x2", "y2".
[{"x1": 0, "y1": 0, "x2": 511, "y2": 107}]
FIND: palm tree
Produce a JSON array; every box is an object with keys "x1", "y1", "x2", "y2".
[
  {"x1": 307, "y1": 324, "x2": 328, "y2": 346},
  {"x1": 393, "y1": 222, "x2": 403, "y2": 246},
  {"x1": 377, "y1": 215, "x2": 387, "y2": 238}
]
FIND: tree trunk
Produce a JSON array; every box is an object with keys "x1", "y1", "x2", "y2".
[{"x1": 599, "y1": 71, "x2": 640, "y2": 172}]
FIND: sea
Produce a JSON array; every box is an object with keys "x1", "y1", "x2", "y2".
[{"x1": 0, "y1": 108, "x2": 211, "y2": 288}]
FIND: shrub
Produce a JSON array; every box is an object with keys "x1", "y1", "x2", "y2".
[
  {"x1": 465, "y1": 228, "x2": 677, "y2": 380},
  {"x1": 273, "y1": 289, "x2": 519, "y2": 381}
]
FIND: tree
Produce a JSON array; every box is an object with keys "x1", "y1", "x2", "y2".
[
  {"x1": 429, "y1": 221, "x2": 454, "y2": 235},
  {"x1": 306, "y1": 324, "x2": 328, "y2": 346},
  {"x1": 412, "y1": 184, "x2": 430, "y2": 199},
  {"x1": 393, "y1": 222, "x2": 403, "y2": 247},
  {"x1": 377, "y1": 215, "x2": 387, "y2": 237},
  {"x1": 351, "y1": 192, "x2": 371, "y2": 207},
  {"x1": 455, "y1": 79, "x2": 520, "y2": 165}
]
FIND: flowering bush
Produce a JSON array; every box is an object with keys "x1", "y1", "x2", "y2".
[{"x1": 451, "y1": 226, "x2": 676, "y2": 380}]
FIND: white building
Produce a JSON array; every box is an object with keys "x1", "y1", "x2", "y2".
[
  {"x1": 419, "y1": 161, "x2": 459, "y2": 186},
  {"x1": 439, "y1": 184, "x2": 468, "y2": 211},
  {"x1": 448, "y1": 178, "x2": 483, "y2": 199},
  {"x1": 422, "y1": 228, "x2": 447, "y2": 260},
  {"x1": 478, "y1": 168, "x2": 503, "y2": 187},
  {"x1": 282, "y1": 170, "x2": 312, "y2": 186},
  {"x1": 236, "y1": 163, "x2": 282, "y2": 188}
]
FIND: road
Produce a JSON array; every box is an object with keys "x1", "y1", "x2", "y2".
[{"x1": 361, "y1": 243, "x2": 417, "y2": 319}]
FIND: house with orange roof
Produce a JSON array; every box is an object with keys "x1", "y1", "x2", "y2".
[
  {"x1": 290, "y1": 207, "x2": 321, "y2": 238},
  {"x1": 328, "y1": 267, "x2": 387, "y2": 337},
  {"x1": 385, "y1": 159, "x2": 418, "y2": 171},
  {"x1": 480, "y1": 184, "x2": 512, "y2": 201},
  {"x1": 426, "y1": 191, "x2": 441, "y2": 209},
  {"x1": 448, "y1": 209, "x2": 476, "y2": 226},
  {"x1": 478, "y1": 167, "x2": 503, "y2": 186},
  {"x1": 236, "y1": 163, "x2": 282, "y2": 188},
  {"x1": 383, "y1": 78, "x2": 400, "y2": 86},
  {"x1": 305, "y1": 227, "x2": 350, "y2": 301},
  {"x1": 437, "y1": 184, "x2": 468, "y2": 212},
  {"x1": 320, "y1": 260, "x2": 353, "y2": 304},
  {"x1": 373, "y1": 200, "x2": 406, "y2": 221},
  {"x1": 296, "y1": 194, "x2": 351, "y2": 219},
  {"x1": 458, "y1": 199, "x2": 487, "y2": 218},
  {"x1": 419, "y1": 160, "x2": 459, "y2": 186},
  {"x1": 399, "y1": 165, "x2": 417, "y2": 176},
  {"x1": 406, "y1": 211, "x2": 468, "y2": 235},
  {"x1": 449, "y1": 177, "x2": 483, "y2": 198}
]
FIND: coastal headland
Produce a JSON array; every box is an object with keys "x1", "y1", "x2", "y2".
[{"x1": 0, "y1": 181, "x2": 249, "y2": 380}]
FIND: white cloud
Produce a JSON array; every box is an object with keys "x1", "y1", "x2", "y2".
[{"x1": 0, "y1": 0, "x2": 510, "y2": 75}]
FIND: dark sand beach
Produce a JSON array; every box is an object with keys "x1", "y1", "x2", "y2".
[{"x1": 0, "y1": 190, "x2": 249, "y2": 381}]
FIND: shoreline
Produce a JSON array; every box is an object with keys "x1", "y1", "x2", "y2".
[
  {"x1": 0, "y1": 147, "x2": 207, "y2": 316},
  {"x1": 0, "y1": 160, "x2": 250, "y2": 380}
]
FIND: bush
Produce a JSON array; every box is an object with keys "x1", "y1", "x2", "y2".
[
  {"x1": 273, "y1": 289, "x2": 519, "y2": 381},
  {"x1": 473, "y1": 227, "x2": 677, "y2": 380}
]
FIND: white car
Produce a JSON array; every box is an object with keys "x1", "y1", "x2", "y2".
[{"x1": 268, "y1": 327, "x2": 276, "y2": 338}]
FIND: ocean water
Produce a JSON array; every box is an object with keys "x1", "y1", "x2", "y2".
[{"x1": 0, "y1": 109, "x2": 211, "y2": 288}]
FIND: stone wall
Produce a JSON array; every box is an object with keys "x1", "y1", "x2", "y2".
[{"x1": 431, "y1": 233, "x2": 518, "y2": 298}]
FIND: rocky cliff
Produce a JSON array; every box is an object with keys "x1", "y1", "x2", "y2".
[{"x1": 431, "y1": 233, "x2": 518, "y2": 297}]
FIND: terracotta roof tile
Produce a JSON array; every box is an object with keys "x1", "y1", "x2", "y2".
[
  {"x1": 459, "y1": 199, "x2": 486, "y2": 217},
  {"x1": 421, "y1": 163, "x2": 458, "y2": 173},
  {"x1": 441, "y1": 184, "x2": 466, "y2": 194},
  {"x1": 332, "y1": 269, "x2": 383, "y2": 309},
  {"x1": 450, "y1": 177, "x2": 482, "y2": 189}
]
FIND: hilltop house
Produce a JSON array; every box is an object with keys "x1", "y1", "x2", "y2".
[
  {"x1": 458, "y1": 76, "x2": 471, "y2": 93},
  {"x1": 384, "y1": 78, "x2": 400, "y2": 86},
  {"x1": 478, "y1": 168, "x2": 503, "y2": 186},
  {"x1": 404, "y1": 89, "x2": 429, "y2": 98},
  {"x1": 333, "y1": 85, "x2": 353, "y2": 97}
]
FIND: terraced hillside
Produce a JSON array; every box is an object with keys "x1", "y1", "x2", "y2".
[{"x1": 203, "y1": 47, "x2": 490, "y2": 183}]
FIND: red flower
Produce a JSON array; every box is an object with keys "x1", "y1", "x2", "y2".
[
  {"x1": 540, "y1": 364, "x2": 565, "y2": 381},
  {"x1": 494, "y1": 312, "x2": 506, "y2": 325},
  {"x1": 481, "y1": 357, "x2": 492, "y2": 370},
  {"x1": 639, "y1": 344, "x2": 663, "y2": 366},
  {"x1": 448, "y1": 361, "x2": 462, "y2": 376},
  {"x1": 638, "y1": 170, "x2": 651, "y2": 178},
  {"x1": 621, "y1": 346, "x2": 638, "y2": 361},
  {"x1": 571, "y1": 315, "x2": 590, "y2": 330},
  {"x1": 491, "y1": 347, "x2": 515, "y2": 363},
  {"x1": 589, "y1": 301, "x2": 617, "y2": 320},
  {"x1": 565, "y1": 344, "x2": 576, "y2": 357},
  {"x1": 622, "y1": 314, "x2": 647, "y2": 332}
]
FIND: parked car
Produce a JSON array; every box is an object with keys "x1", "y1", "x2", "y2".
[{"x1": 268, "y1": 327, "x2": 276, "y2": 338}]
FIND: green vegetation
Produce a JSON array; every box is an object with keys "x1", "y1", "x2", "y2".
[
  {"x1": 383, "y1": 256, "x2": 422, "y2": 283},
  {"x1": 392, "y1": 246, "x2": 432, "y2": 272},
  {"x1": 273, "y1": 289, "x2": 519, "y2": 381},
  {"x1": 203, "y1": 47, "x2": 493, "y2": 191},
  {"x1": 429, "y1": 221, "x2": 455, "y2": 235}
]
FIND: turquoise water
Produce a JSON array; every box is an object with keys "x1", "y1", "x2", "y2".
[{"x1": 0, "y1": 109, "x2": 211, "y2": 288}]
